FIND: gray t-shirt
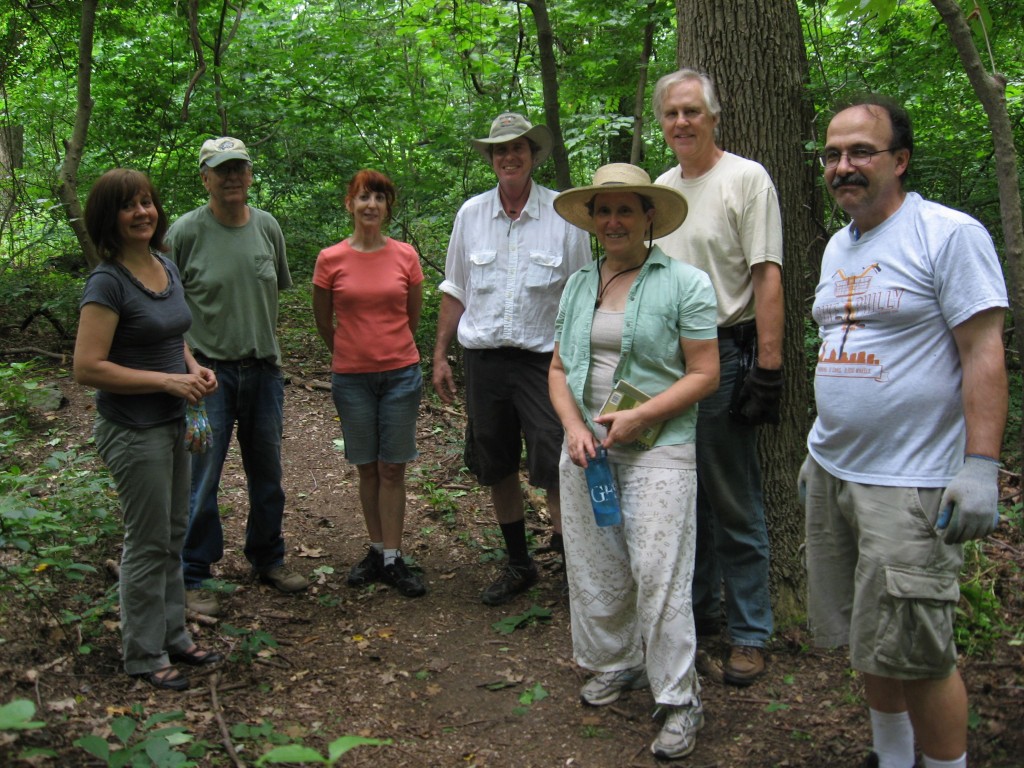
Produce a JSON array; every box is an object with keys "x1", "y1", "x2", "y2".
[
  {"x1": 166, "y1": 205, "x2": 291, "y2": 365},
  {"x1": 808, "y1": 192, "x2": 1007, "y2": 486},
  {"x1": 80, "y1": 255, "x2": 192, "y2": 428}
]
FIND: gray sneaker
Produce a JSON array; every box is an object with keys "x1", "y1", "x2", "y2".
[
  {"x1": 185, "y1": 589, "x2": 222, "y2": 617},
  {"x1": 651, "y1": 700, "x2": 705, "y2": 760},
  {"x1": 580, "y1": 665, "x2": 649, "y2": 707}
]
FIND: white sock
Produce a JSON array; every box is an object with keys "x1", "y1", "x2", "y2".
[
  {"x1": 371, "y1": 541, "x2": 384, "y2": 553},
  {"x1": 383, "y1": 548, "x2": 399, "y2": 567},
  {"x1": 870, "y1": 709, "x2": 915, "y2": 768},
  {"x1": 922, "y1": 754, "x2": 966, "y2": 768}
]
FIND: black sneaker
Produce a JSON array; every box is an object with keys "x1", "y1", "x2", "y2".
[
  {"x1": 481, "y1": 560, "x2": 539, "y2": 606},
  {"x1": 347, "y1": 547, "x2": 384, "y2": 587},
  {"x1": 381, "y1": 556, "x2": 426, "y2": 598}
]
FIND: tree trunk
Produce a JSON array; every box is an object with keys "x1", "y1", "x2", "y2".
[
  {"x1": 524, "y1": 0, "x2": 571, "y2": 190},
  {"x1": 675, "y1": 0, "x2": 823, "y2": 624},
  {"x1": 930, "y1": 0, "x2": 1023, "y2": 475},
  {"x1": 55, "y1": 0, "x2": 98, "y2": 269},
  {"x1": 631, "y1": 13, "x2": 657, "y2": 166}
]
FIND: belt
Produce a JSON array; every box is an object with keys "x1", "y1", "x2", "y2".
[
  {"x1": 194, "y1": 352, "x2": 268, "y2": 368},
  {"x1": 717, "y1": 320, "x2": 756, "y2": 340}
]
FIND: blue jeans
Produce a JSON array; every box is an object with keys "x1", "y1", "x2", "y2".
[
  {"x1": 692, "y1": 339, "x2": 773, "y2": 647},
  {"x1": 182, "y1": 357, "x2": 286, "y2": 588}
]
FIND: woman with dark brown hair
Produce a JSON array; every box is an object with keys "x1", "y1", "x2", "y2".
[{"x1": 73, "y1": 169, "x2": 220, "y2": 690}]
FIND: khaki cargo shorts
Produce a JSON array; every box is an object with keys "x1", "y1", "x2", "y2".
[{"x1": 803, "y1": 457, "x2": 963, "y2": 680}]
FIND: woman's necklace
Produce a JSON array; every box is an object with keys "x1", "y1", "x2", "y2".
[
  {"x1": 500, "y1": 183, "x2": 531, "y2": 218},
  {"x1": 595, "y1": 258, "x2": 644, "y2": 308}
]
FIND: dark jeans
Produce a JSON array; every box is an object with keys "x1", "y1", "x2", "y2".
[
  {"x1": 692, "y1": 339, "x2": 773, "y2": 647},
  {"x1": 182, "y1": 356, "x2": 286, "y2": 588}
]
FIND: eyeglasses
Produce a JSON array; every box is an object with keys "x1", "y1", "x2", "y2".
[{"x1": 819, "y1": 147, "x2": 898, "y2": 169}]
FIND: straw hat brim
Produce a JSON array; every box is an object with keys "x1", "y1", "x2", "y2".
[
  {"x1": 472, "y1": 125, "x2": 553, "y2": 167},
  {"x1": 553, "y1": 183, "x2": 688, "y2": 239}
]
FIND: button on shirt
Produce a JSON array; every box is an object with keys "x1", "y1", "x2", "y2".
[{"x1": 440, "y1": 184, "x2": 592, "y2": 352}]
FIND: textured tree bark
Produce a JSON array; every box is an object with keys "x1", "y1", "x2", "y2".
[{"x1": 674, "y1": 0, "x2": 824, "y2": 623}]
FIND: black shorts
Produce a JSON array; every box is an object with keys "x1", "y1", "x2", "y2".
[{"x1": 462, "y1": 348, "x2": 562, "y2": 489}]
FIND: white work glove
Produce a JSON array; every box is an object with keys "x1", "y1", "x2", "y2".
[
  {"x1": 797, "y1": 456, "x2": 810, "y2": 505},
  {"x1": 936, "y1": 456, "x2": 1000, "y2": 544}
]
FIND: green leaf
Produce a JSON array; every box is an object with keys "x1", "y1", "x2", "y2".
[
  {"x1": 0, "y1": 699, "x2": 45, "y2": 731},
  {"x1": 255, "y1": 744, "x2": 327, "y2": 765},
  {"x1": 326, "y1": 735, "x2": 391, "y2": 761},
  {"x1": 73, "y1": 734, "x2": 110, "y2": 761},
  {"x1": 111, "y1": 715, "x2": 137, "y2": 744}
]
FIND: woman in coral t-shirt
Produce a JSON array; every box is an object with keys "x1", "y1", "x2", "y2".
[{"x1": 313, "y1": 169, "x2": 426, "y2": 598}]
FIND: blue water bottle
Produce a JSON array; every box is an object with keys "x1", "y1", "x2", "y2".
[{"x1": 584, "y1": 447, "x2": 622, "y2": 527}]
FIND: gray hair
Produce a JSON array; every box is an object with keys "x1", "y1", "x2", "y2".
[{"x1": 652, "y1": 68, "x2": 722, "y2": 122}]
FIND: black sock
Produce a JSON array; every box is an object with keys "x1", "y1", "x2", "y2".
[
  {"x1": 500, "y1": 520, "x2": 530, "y2": 565},
  {"x1": 549, "y1": 531, "x2": 564, "y2": 555}
]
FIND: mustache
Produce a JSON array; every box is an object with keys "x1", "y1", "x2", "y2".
[{"x1": 831, "y1": 172, "x2": 868, "y2": 189}]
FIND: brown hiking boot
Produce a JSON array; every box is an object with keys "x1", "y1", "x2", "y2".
[{"x1": 723, "y1": 645, "x2": 765, "y2": 686}]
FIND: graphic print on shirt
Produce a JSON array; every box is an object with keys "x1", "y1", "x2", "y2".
[{"x1": 815, "y1": 262, "x2": 903, "y2": 383}]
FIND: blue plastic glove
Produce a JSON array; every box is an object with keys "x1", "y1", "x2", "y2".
[
  {"x1": 797, "y1": 456, "x2": 810, "y2": 505},
  {"x1": 936, "y1": 456, "x2": 1000, "y2": 544},
  {"x1": 184, "y1": 400, "x2": 213, "y2": 454}
]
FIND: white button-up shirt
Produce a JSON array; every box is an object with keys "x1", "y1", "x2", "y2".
[{"x1": 440, "y1": 183, "x2": 592, "y2": 352}]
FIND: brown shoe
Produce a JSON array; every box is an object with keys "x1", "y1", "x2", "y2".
[
  {"x1": 723, "y1": 645, "x2": 765, "y2": 686},
  {"x1": 258, "y1": 565, "x2": 309, "y2": 594}
]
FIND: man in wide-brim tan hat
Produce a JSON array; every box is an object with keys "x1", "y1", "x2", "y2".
[
  {"x1": 549, "y1": 161, "x2": 720, "y2": 761},
  {"x1": 432, "y1": 113, "x2": 591, "y2": 606}
]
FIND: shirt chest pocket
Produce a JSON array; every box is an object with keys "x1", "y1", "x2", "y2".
[
  {"x1": 254, "y1": 252, "x2": 277, "y2": 283},
  {"x1": 469, "y1": 250, "x2": 498, "y2": 294},
  {"x1": 525, "y1": 250, "x2": 563, "y2": 290}
]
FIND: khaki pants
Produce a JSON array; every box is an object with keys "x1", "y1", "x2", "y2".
[{"x1": 95, "y1": 416, "x2": 194, "y2": 675}]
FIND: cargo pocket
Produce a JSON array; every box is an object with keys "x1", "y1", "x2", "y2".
[{"x1": 876, "y1": 565, "x2": 959, "y2": 674}]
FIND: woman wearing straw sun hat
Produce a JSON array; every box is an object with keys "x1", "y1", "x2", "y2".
[{"x1": 548, "y1": 163, "x2": 719, "y2": 760}]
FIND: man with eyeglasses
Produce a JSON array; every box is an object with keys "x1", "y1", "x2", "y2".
[
  {"x1": 651, "y1": 68, "x2": 783, "y2": 688},
  {"x1": 167, "y1": 137, "x2": 308, "y2": 617},
  {"x1": 802, "y1": 96, "x2": 1007, "y2": 768}
]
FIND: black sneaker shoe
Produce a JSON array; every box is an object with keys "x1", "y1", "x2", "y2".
[
  {"x1": 347, "y1": 547, "x2": 384, "y2": 587},
  {"x1": 381, "y1": 556, "x2": 426, "y2": 598},
  {"x1": 481, "y1": 560, "x2": 539, "y2": 606}
]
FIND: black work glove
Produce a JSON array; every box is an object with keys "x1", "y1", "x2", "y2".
[{"x1": 730, "y1": 365, "x2": 782, "y2": 426}]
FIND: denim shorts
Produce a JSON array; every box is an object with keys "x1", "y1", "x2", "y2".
[
  {"x1": 331, "y1": 364, "x2": 422, "y2": 465},
  {"x1": 804, "y1": 457, "x2": 962, "y2": 680}
]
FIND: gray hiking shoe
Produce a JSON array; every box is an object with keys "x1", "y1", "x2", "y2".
[
  {"x1": 580, "y1": 665, "x2": 649, "y2": 706},
  {"x1": 651, "y1": 700, "x2": 705, "y2": 760},
  {"x1": 185, "y1": 589, "x2": 221, "y2": 617}
]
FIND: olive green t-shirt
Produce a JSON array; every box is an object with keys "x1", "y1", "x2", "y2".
[{"x1": 166, "y1": 205, "x2": 291, "y2": 366}]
